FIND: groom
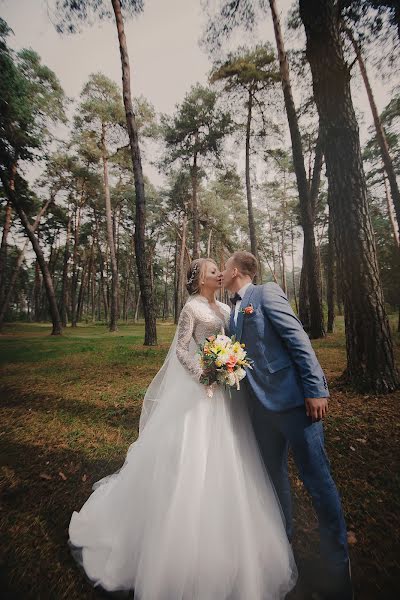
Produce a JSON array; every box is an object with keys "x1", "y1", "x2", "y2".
[{"x1": 222, "y1": 251, "x2": 353, "y2": 600}]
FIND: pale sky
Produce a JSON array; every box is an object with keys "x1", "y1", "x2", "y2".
[
  {"x1": 1, "y1": 0, "x2": 393, "y2": 128},
  {"x1": 1, "y1": 0, "x2": 397, "y2": 265}
]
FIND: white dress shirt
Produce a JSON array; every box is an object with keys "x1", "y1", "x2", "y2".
[{"x1": 234, "y1": 282, "x2": 253, "y2": 325}]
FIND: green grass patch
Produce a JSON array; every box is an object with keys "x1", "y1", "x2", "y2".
[{"x1": 0, "y1": 318, "x2": 399, "y2": 599}]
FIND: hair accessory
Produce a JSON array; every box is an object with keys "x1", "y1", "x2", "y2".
[{"x1": 187, "y1": 262, "x2": 200, "y2": 287}]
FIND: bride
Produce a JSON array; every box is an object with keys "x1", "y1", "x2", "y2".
[{"x1": 68, "y1": 258, "x2": 297, "y2": 599}]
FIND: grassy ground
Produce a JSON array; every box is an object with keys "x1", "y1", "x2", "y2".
[{"x1": 0, "y1": 318, "x2": 399, "y2": 599}]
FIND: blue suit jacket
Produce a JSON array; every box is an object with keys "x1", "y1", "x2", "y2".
[{"x1": 229, "y1": 283, "x2": 329, "y2": 411}]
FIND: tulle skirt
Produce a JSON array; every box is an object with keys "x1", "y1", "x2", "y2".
[{"x1": 68, "y1": 367, "x2": 297, "y2": 599}]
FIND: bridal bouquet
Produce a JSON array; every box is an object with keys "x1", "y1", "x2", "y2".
[{"x1": 198, "y1": 334, "x2": 253, "y2": 394}]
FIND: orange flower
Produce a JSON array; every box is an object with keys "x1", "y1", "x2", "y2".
[
  {"x1": 226, "y1": 355, "x2": 238, "y2": 369},
  {"x1": 243, "y1": 304, "x2": 254, "y2": 315}
]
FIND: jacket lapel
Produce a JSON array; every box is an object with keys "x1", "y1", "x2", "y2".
[{"x1": 236, "y1": 284, "x2": 255, "y2": 341}]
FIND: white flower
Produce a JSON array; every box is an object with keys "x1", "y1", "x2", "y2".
[
  {"x1": 217, "y1": 348, "x2": 230, "y2": 364},
  {"x1": 236, "y1": 367, "x2": 246, "y2": 381},
  {"x1": 234, "y1": 348, "x2": 246, "y2": 360},
  {"x1": 226, "y1": 372, "x2": 236, "y2": 386},
  {"x1": 216, "y1": 334, "x2": 230, "y2": 347}
]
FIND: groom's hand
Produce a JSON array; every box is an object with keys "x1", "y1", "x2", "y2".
[{"x1": 305, "y1": 397, "x2": 328, "y2": 422}]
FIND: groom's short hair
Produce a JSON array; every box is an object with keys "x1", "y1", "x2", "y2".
[{"x1": 231, "y1": 251, "x2": 258, "y2": 279}]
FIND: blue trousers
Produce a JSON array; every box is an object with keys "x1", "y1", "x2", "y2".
[{"x1": 247, "y1": 392, "x2": 349, "y2": 570}]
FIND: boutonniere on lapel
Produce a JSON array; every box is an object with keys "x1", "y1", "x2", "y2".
[{"x1": 240, "y1": 304, "x2": 254, "y2": 315}]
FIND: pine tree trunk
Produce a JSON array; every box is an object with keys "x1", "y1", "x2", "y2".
[
  {"x1": 281, "y1": 172, "x2": 287, "y2": 295},
  {"x1": 77, "y1": 261, "x2": 87, "y2": 322},
  {"x1": 84, "y1": 239, "x2": 95, "y2": 319},
  {"x1": 34, "y1": 259, "x2": 41, "y2": 321},
  {"x1": 174, "y1": 233, "x2": 179, "y2": 324},
  {"x1": 280, "y1": 235, "x2": 287, "y2": 295},
  {"x1": 162, "y1": 246, "x2": 171, "y2": 321},
  {"x1": 60, "y1": 211, "x2": 71, "y2": 327},
  {"x1": 70, "y1": 204, "x2": 82, "y2": 327},
  {"x1": 269, "y1": 0, "x2": 324, "y2": 338},
  {"x1": 94, "y1": 211, "x2": 109, "y2": 321},
  {"x1": 191, "y1": 143, "x2": 200, "y2": 259},
  {"x1": 91, "y1": 252, "x2": 96, "y2": 323},
  {"x1": 123, "y1": 247, "x2": 133, "y2": 321},
  {"x1": 111, "y1": 0, "x2": 157, "y2": 345},
  {"x1": 0, "y1": 199, "x2": 51, "y2": 329},
  {"x1": 245, "y1": 89, "x2": 258, "y2": 263},
  {"x1": 267, "y1": 205, "x2": 278, "y2": 281},
  {"x1": 207, "y1": 229, "x2": 212, "y2": 258},
  {"x1": 1, "y1": 166, "x2": 62, "y2": 335},
  {"x1": 0, "y1": 201, "x2": 12, "y2": 301},
  {"x1": 383, "y1": 172, "x2": 400, "y2": 247},
  {"x1": 336, "y1": 256, "x2": 343, "y2": 316},
  {"x1": 101, "y1": 123, "x2": 119, "y2": 332},
  {"x1": 299, "y1": 129, "x2": 324, "y2": 326},
  {"x1": 290, "y1": 218, "x2": 299, "y2": 314},
  {"x1": 327, "y1": 202, "x2": 336, "y2": 333},
  {"x1": 178, "y1": 215, "x2": 188, "y2": 316},
  {"x1": 134, "y1": 289, "x2": 141, "y2": 322},
  {"x1": 299, "y1": 254, "x2": 311, "y2": 331},
  {"x1": 310, "y1": 128, "x2": 324, "y2": 215},
  {"x1": 300, "y1": 0, "x2": 399, "y2": 393},
  {"x1": 345, "y1": 25, "x2": 400, "y2": 241}
]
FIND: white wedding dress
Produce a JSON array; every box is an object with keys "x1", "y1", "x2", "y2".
[{"x1": 68, "y1": 294, "x2": 297, "y2": 599}]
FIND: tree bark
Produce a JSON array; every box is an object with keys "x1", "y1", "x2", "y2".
[
  {"x1": 245, "y1": 89, "x2": 258, "y2": 264},
  {"x1": 299, "y1": 129, "x2": 325, "y2": 329},
  {"x1": 77, "y1": 260, "x2": 87, "y2": 322},
  {"x1": 134, "y1": 289, "x2": 141, "y2": 322},
  {"x1": 326, "y1": 201, "x2": 336, "y2": 333},
  {"x1": 383, "y1": 172, "x2": 400, "y2": 247},
  {"x1": 266, "y1": 204, "x2": 278, "y2": 281},
  {"x1": 111, "y1": 0, "x2": 157, "y2": 345},
  {"x1": 300, "y1": 0, "x2": 399, "y2": 393},
  {"x1": 162, "y1": 246, "x2": 171, "y2": 321},
  {"x1": 191, "y1": 140, "x2": 200, "y2": 258},
  {"x1": 94, "y1": 213, "x2": 109, "y2": 322},
  {"x1": 310, "y1": 128, "x2": 324, "y2": 216},
  {"x1": 1, "y1": 166, "x2": 62, "y2": 335},
  {"x1": 174, "y1": 233, "x2": 179, "y2": 324},
  {"x1": 0, "y1": 199, "x2": 51, "y2": 329},
  {"x1": 0, "y1": 201, "x2": 12, "y2": 302},
  {"x1": 269, "y1": 0, "x2": 325, "y2": 338},
  {"x1": 101, "y1": 122, "x2": 119, "y2": 332},
  {"x1": 207, "y1": 228, "x2": 212, "y2": 258},
  {"x1": 70, "y1": 203, "x2": 82, "y2": 327},
  {"x1": 298, "y1": 254, "x2": 311, "y2": 331},
  {"x1": 178, "y1": 215, "x2": 188, "y2": 316},
  {"x1": 60, "y1": 210, "x2": 71, "y2": 327},
  {"x1": 290, "y1": 218, "x2": 299, "y2": 314},
  {"x1": 280, "y1": 171, "x2": 288, "y2": 295},
  {"x1": 345, "y1": 25, "x2": 400, "y2": 241},
  {"x1": 84, "y1": 239, "x2": 94, "y2": 320}
]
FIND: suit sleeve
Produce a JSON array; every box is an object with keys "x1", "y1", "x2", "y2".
[{"x1": 261, "y1": 283, "x2": 329, "y2": 398}]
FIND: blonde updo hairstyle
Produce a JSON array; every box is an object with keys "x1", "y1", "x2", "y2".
[{"x1": 186, "y1": 258, "x2": 218, "y2": 295}]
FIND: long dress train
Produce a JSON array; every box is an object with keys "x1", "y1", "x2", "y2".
[{"x1": 68, "y1": 294, "x2": 297, "y2": 599}]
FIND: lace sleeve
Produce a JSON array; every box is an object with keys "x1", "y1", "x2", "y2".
[{"x1": 176, "y1": 305, "x2": 203, "y2": 381}]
